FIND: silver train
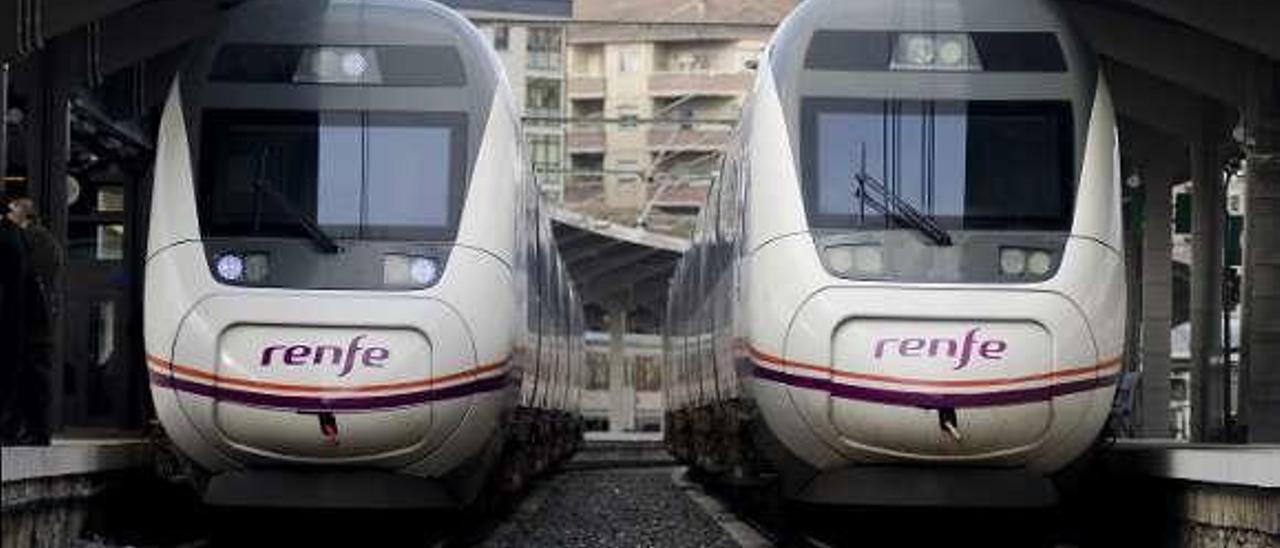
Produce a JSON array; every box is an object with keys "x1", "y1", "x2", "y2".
[
  {"x1": 665, "y1": 0, "x2": 1124, "y2": 507},
  {"x1": 144, "y1": 0, "x2": 584, "y2": 508}
]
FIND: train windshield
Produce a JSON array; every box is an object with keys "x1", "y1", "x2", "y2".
[
  {"x1": 198, "y1": 109, "x2": 467, "y2": 241},
  {"x1": 803, "y1": 99, "x2": 1073, "y2": 231}
]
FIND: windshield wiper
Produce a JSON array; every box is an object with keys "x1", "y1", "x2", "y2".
[
  {"x1": 250, "y1": 149, "x2": 341, "y2": 254},
  {"x1": 852, "y1": 168, "x2": 954, "y2": 247}
]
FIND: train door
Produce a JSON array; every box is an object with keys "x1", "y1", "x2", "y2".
[{"x1": 61, "y1": 166, "x2": 148, "y2": 431}]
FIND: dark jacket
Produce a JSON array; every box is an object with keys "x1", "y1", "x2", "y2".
[{"x1": 0, "y1": 217, "x2": 28, "y2": 351}]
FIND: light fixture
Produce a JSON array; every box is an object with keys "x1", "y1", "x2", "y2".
[
  {"x1": 215, "y1": 253, "x2": 246, "y2": 282},
  {"x1": 340, "y1": 52, "x2": 369, "y2": 77},
  {"x1": 1027, "y1": 250, "x2": 1054, "y2": 276},
  {"x1": 891, "y1": 33, "x2": 982, "y2": 71},
  {"x1": 852, "y1": 245, "x2": 885, "y2": 274},
  {"x1": 824, "y1": 246, "x2": 856, "y2": 275},
  {"x1": 902, "y1": 35, "x2": 935, "y2": 65},
  {"x1": 383, "y1": 254, "x2": 441, "y2": 287},
  {"x1": 295, "y1": 47, "x2": 381, "y2": 85},
  {"x1": 824, "y1": 244, "x2": 884, "y2": 277},
  {"x1": 244, "y1": 253, "x2": 271, "y2": 283},
  {"x1": 999, "y1": 248, "x2": 1027, "y2": 276},
  {"x1": 410, "y1": 257, "x2": 440, "y2": 285}
]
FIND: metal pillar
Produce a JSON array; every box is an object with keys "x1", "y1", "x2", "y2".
[
  {"x1": 607, "y1": 301, "x2": 635, "y2": 432},
  {"x1": 20, "y1": 45, "x2": 72, "y2": 431},
  {"x1": 1139, "y1": 164, "x2": 1175, "y2": 438},
  {"x1": 1241, "y1": 63, "x2": 1280, "y2": 442},
  {"x1": 1189, "y1": 113, "x2": 1226, "y2": 442}
]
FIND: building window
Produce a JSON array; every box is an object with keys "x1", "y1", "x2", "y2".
[
  {"x1": 633, "y1": 355, "x2": 661, "y2": 391},
  {"x1": 618, "y1": 51, "x2": 639, "y2": 73},
  {"x1": 527, "y1": 27, "x2": 561, "y2": 70},
  {"x1": 493, "y1": 26, "x2": 509, "y2": 51},
  {"x1": 526, "y1": 79, "x2": 562, "y2": 115},
  {"x1": 669, "y1": 52, "x2": 711, "y2": 72},
  {"x1": 529, "y1": 134, "x2": 562, "y2": 175},
  {"x1": 586, "y1": 351, "x2": 609, "y2": 390},
  {"x1": 1174, "y1": 193, "x2": 1191, "y2": 234}
]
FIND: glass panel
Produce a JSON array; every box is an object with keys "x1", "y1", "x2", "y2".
[
  {"x1": 315, "y1": 112, "x2": 363, "y2": 228},
  {"x1": 633, "y1": 354, "x2": 661, "y2": 391},
  {"x1": 96, "y1": 224, "x2": 124, "y2": 260},
  {"x1": 96, "y1": 186, "x2": 125, "y2": 213},
  {"x1": 806, "y1": 99, "x2": 1072, "y2": 231},
  {"x1": 364, "y1": 118, "x2": 452, "y2": 230},
  {"x1": 94, "y1": 301, "x2": 116, "y2": 367},
  {"x1": 200, "y1": 110, "x2": 463, "y2": 241},
  {"x1": 586, "y1": 351, "x2": 609, "y2": 390}
]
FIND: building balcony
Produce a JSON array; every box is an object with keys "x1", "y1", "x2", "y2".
[
  {"x1": 568, "y1": 125, "x2": 606, "y2": 152},
  {"x1": 648, "y1": 72, "x2": 752, "y2": 98},
  {"x1": 569, "y1": 76, "x2": 605, "y2": 98},
  {"x1": 647, "y1": 127, "x2": 731, "y2": 152}
]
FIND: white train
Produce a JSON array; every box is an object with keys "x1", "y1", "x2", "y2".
[
  {"x1": 145, "y1": 0, "x2": 584, "y2": 508},
  {"x1": 666, "y1": 0, "x2": 1124, "y2": 507}
]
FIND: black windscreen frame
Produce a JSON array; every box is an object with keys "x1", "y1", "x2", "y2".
[{"x1": 804, "y1": 30, "x2": 1067, "y2": 72}]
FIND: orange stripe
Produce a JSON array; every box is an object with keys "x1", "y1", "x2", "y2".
[
  {"x1": 746, "y1": 346, "x2": 1120, "y2": 389},
  {"x1": 147, "y1": 354, "x2": 510, "y2": 394}
]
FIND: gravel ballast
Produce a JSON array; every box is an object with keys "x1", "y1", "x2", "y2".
[{"x1": 480, "y1": 468, "x2": 738, "y2": 548}]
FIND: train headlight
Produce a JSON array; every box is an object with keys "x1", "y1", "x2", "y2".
[
  {"x1": 1027, "y1": 250, "x2": 1054, "y2": 276},
  {"x1": 383, "y1": 254, "x2": 441, "y2": 287},
  {"x1": 998, "y1": 248, "x2": 1028, "y2": 276},
  {"x1": 410, "y1": 257, "x2": 440, "y2": 285},
  {"x1": 901, "y1": 35, "x2": 935, "y2": 66},
  {"x1": 296, "y1": 47, "x2": 381, "y2": 84},
  {"x1": 824, "y1": 244, "x2": 884, "y2": 277},
  {"x1": 892, "y1": 33, "x2": 982, "y2": 71},
  {"x1": 243, "y1": 253, "x2": 271, "y2": 283},
  {"x1": 215, "y1": 253, "x2": 245, "y2": 282},
  {"x1": 214, "y1": 252, "x2": 269, "y2": 283},
  {"x1": 936, "y1": 35, "x2": 970, "y2": 67},
  {"x1": 1000, "y1": 247, "x2": 1057, "y2": 278}
]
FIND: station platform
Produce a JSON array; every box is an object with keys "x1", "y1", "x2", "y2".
[
  {"x1": 2, "y1": 437, "x2": 171, "y2": 548},
  {"x1": 2, "y1": 438, "x2": 153, "y2": 487},
  {"x1": 1080, "y1": 440, "x2": 1279, "y2": 548},
  {"x1": 1105, "y1": 439, "x2": 1280, "y2": 488}
]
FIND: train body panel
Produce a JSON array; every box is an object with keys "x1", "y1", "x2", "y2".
[{"x1": 667, "y1": 0, "x2": 1124, "y2": 506}]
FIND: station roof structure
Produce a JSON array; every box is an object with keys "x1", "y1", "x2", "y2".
[{"x1": 551, "y1": 208, "x2": 688, "y2": 323}]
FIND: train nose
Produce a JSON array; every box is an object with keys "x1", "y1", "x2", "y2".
[
  {"x1": 828, "y1": 319, "x2": 1055, "y2": 455},
  {"x1": 158, "y1": 294, "x2": 479, "y2": 462},
  {"x1": 213, "y1": 326, "x2": 435, "y2": 458},
  {"x1": 782, "y1": 286, "x2": 1113, "y2": 460}
]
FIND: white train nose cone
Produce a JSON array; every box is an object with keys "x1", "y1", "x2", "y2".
[
  {"x1": 831, "y1": 320, "x2": 1053, "y2": 455},
  {"x1": 213, "y1": 326, "x2": 434, "y2": 458}
]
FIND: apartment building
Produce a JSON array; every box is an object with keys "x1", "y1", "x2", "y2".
[
  {"x1": 446, "y1": 0, "x2": 573, "y2": 199},
  {"x1": 565, "y1": 0, "x2": 798, "y2": 236}
]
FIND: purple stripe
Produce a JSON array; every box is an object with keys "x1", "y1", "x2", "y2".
[
  {"x1": 151, "y1": 371, "x2": 512, "y2": 412},
  {"x1": 752, "y1": 364, "x2": 1117, "y2": 409}
]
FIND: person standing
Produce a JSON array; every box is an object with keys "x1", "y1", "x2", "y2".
[
  {"x1": 2, "y1": 196, "x2": 53, "y2": 445},
  {"x1": 1, "y1": 196, "x2": 32, "y2": 444},
  {"x1": 8, "y1": 197, "x2": 62, "y2": 317}
]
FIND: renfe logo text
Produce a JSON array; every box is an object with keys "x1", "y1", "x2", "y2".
[
  {"x1": 873, "y1": 328, "x2": 1007, "y2": 371},
  {"x1": 260, "y1": 335, "x2": 389, "y2": 377}
]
